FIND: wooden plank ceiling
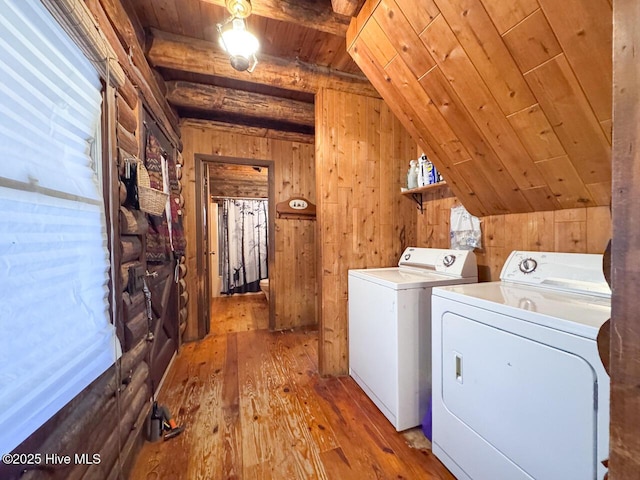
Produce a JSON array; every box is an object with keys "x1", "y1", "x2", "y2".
[
  {"x1": 209, "y1": 163, "x2": 268, "y2": 199},
  {"x1": 125, "y1": 0, "x2": 372, "y2": 136},
  {"x1": 347, "y1": 0, "x2": 612, "y2": 216},
  {"x1": 126, "y1": 0, "x2": 612, "y2": 216}
]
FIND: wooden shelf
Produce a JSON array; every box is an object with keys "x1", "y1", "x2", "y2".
[
  {"x1": 401, "y1": 181, "x2": 448, "y2": 195},
  {"x1": 401, "y1": 182, "x2": 448, "y2": 213}
]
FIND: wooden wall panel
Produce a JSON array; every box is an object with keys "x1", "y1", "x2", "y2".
[
  {"x1": 385, "y1": 58, "x2": 470, "y2": 165},
  {"x1": 181, "y1": 124, "x2": 317, "y2": 340},
  {"x1": 507, "y1": 104, "x2": 566, "y2": 162},
  {"x1": 433, "y1": 0, "x2": 536, "y2": 115},
  {"x1": 275, "y1": 221, "x2": 316, "y2": 329},
  {"x1": 501, "y1": 9, "x2": 562, "y2": 74},
  {"x1": 358, "y1": 18, "x2": 396, "y2": 69},
  {"x1": 347, "y1": 0, "x2": 613, "y2": 216},
  {"x1": 419, "y1": 68, "x2": 531, "y2": 212},
  {"x1": 394, "y1": 0, "x2": 439, "y2": 34},
  {"x1": 479, "y1": 0, "x2": 539, "y2": 34},
  {"x1": 416, "y1": 193, "x2": 611, "y2": 281},
  {"x1": 420, "y1": 16, "x2": 547, "y2": 193},
  {"x1": 452, "y1": 160, "x2": 508, "y2": 214},
  {"x1": 610, "y1": 0, "x2": 640, "y2": 476},
  {"x1": 350, "y1": 34, "x2": 495, "y2": 217},
  {"x1": 372, "y1": 0, "x2": 435, "y2": 78},
  {"x1": 538, "y1": 0, "x2": 612, "y2": 123},
  {"x1": 535, "y1": 155, "x2": 595, "y2": 208},
  {"x1": 525, "y1": 55, "x2": 611, "y2": 187},
  {"x1": 316, "y1": 88, "x2": 417, "y2": 376}
]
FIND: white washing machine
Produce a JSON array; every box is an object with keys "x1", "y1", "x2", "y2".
[
  {"x1": 348, "y1": 247, "x2": 478, "y2": 431},
  {"x1": 432, "y1": 251, "x2": 611, "y2": 480}
]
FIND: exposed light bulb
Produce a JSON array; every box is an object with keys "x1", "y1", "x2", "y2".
[{"x1": 217, "y1": 17, "x2": 259, "y2": 72}]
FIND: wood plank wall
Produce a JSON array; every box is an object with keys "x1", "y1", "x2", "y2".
[
  {"x1": 315, "y1": 88, "x2": 417, "y2": 376},
  {"x1": 180, "y1": 121, "x2": 317, "y2": 340},
  {"x1": 347, "y1": 0, "x2": 612, "y2": 217},
  {"x1": 610, "y1": 0, "x2": 640, "y2": 476},
  {"x1": 415, "y1": 185, "x2": 611, "y2": 281}
]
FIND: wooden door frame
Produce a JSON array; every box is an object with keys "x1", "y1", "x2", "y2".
[
  {"x1": 196, "y1": 160, "x2": 211, "y2": 337},
  {"x1": 195, "y1": 154, "x2": 276, "y2": 337}
]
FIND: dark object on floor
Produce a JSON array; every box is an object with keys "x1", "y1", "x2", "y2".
[
  {"x1": 164, "y1": 425, "x2": 185, "y2": 440},
  {"x1": 147, "y1": 402, "x2": 184, "y2": 442}
]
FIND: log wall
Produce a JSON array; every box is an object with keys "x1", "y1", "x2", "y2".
[
  {"x1": 180, "y1": 120, "x2": 317, "y2": 341},
  {"x1": 0, "y1": 1, "x2": 182, "y2": 478},
  {"x1": 315, "y1": 88, "x2": 417, "y2": 376}
]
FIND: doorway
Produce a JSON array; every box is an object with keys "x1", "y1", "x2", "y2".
[
  {"x1": 195, "y1": 156, "x2": 275, "y2": 337},
  {"x1": 210, "y1": 194, "x2": 268, "y2": 296}
]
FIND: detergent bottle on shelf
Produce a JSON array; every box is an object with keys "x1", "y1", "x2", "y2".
[
  {"x1": 426, "y1": 159, "x2": 436, "y2": 185},
  {"x1": 417, "y1": 155, "x2": 427, "y2": 187}
]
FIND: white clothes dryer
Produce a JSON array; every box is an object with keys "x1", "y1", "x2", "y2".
[
  {"x1": 432, "y1": 251, "x2": 611, "y2": 480},
  {"x1": 348, "y1": 247, "x2": 478, "y2": 431}
]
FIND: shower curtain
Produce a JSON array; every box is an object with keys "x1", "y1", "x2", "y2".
[{"x1": 220, "y1": 198, "x2": 269, "y2": 295}]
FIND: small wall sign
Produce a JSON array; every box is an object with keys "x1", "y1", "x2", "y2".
[
  {"x1": 289, "y1": 199, "x2": 308, "y2": 210},
  {"x1": 276, "y1": 196, "x2": 316, "y2": 219}
]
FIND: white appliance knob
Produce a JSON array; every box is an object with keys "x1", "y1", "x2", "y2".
[
  {"x1": 443, "y1": 254, "x2": 456, "y2": 267},
  {"x1": 519, "y1": 258, "x2": 537, "y2": 274},
  {"x1": 404, "y1": 254, "x2": 411, "y2": 260}
]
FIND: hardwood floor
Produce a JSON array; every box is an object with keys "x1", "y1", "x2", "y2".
[
  {"x1": 130, "y1": 313, "x2": 454, "y2": 479},
  {"x1": 209, "y1": 294, "x2": 270, "y2": 336}
]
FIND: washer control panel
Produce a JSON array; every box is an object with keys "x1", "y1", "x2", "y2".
[{"x1": 397, "y1": 247, "x2": 477, "y2": 278}]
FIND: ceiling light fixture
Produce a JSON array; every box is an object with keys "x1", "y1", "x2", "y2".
[{"x1": 217, "y1": 0, "x2": 259, "y2": 73}]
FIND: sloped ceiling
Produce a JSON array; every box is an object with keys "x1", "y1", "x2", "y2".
[{"x1": 347, "y1": 0, "x2": 612, "y2": 216}]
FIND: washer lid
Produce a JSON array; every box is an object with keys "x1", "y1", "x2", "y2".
[
  {"x1": 349, "y1": 267, "x2": 477, "y2": 289},
  {"x1": 433, "y1": 282, "x2": 611, "y2": 338}
]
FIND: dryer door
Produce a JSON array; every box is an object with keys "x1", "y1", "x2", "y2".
[{"x1": 441, "y1": 312, "x2": 597, "y2": 480}]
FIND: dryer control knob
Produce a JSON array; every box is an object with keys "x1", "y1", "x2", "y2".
[
  {"x1": 404, "y1": 254, "x2": 411, "y2": 261},
  {"x1": 443, "y1": 254, "x2": 456, "y2": 267},
  {"x1": 519, "y1": 258, "x2": 537, "y2": 274}
]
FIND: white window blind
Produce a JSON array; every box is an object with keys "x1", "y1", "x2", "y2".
[{"x1": 0, "y1": 0, "x2": 121, "y2": 455}]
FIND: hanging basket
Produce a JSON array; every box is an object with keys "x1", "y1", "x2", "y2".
[{"x1": 137, "y1": 160, "x2": 168, "y2": 216}]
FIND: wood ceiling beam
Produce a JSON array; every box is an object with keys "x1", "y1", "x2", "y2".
[
  {"x1": 166, "y1": 81, "x2": 315, "y2": 127},
  {"x1": 201, "y1": 0, "x2": 350, "y2": 37},
  {"x1": 180, "y1": 118, "x2": 314, "y2": 144},
  {"x1": 148, "y1": 29, "x2": 380, "y2": 98},
  {"x1": 331, "y1": 0, "x2": 366, "y2": 17}
]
